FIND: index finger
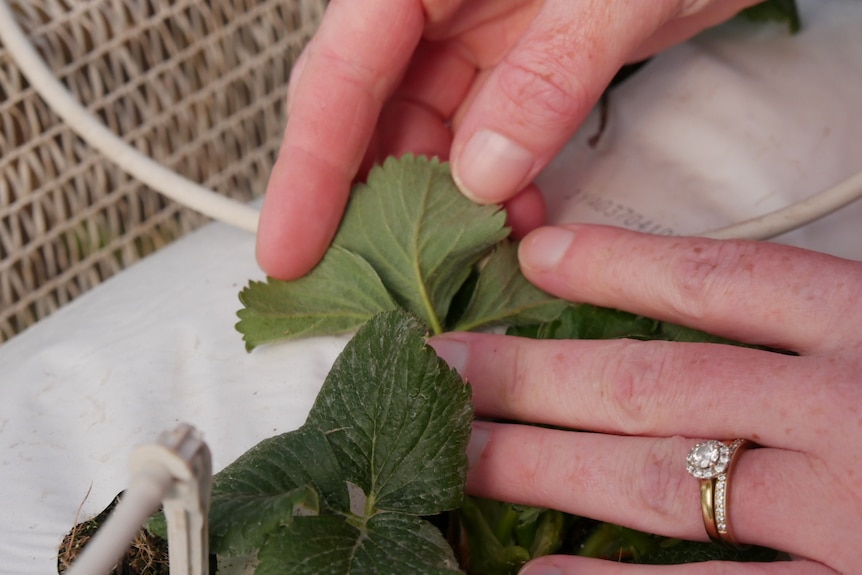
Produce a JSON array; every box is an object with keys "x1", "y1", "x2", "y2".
[
  {"x1": 256, "y1": 0, "x2": 426, "y2": 280},
  {"x1": 518, "y1": 225, "x2": 862, "y2": 355}
]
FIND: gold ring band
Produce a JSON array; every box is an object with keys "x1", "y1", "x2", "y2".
[{"x1": 686, "y1": 438, "x2": 753, "y2": 545}]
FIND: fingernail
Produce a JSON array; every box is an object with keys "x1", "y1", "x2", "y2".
[
  {"x1": 467, "y1": 422, "x2": 491, "y2": 470},
  {"x1": 519, "y1": 227, "x2": 577, "y2": 272},
  {"x1": 519, "y1": 560, "x2": 563, "y2": 575},
  {"x1": 454, "y1": 130, "x2": 534, "y2": 203},
  {"x1": 427, "y1": 336, "x2": 469, "y2": 376}
]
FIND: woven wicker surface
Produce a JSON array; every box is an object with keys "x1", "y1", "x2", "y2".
[{"x1": 0, "y1": 0, "x2": 324, "y2": 342}]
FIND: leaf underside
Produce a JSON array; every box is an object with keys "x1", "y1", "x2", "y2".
[
  {"x1": 454, "y1": 241, "x2": 567, "y2": 332},
  {"x1": 237, "y1": 155, "x2": 553, "y2": 350},
  {"x1": 236, "y1": 246, "x2": 398, "y2": 349},
  {"x1": 334, "y1": 155, "x2": 508, "y2": 333}
]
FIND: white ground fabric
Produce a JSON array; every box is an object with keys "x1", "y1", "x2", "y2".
[{"x1": 2, "y1": 2, "x2": 861, "y2": 573}]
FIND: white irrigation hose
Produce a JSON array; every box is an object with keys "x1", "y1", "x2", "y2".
[
  {"x1": 64, "y1": 424, "x2": 212, "y2": 575},
  {"x1": 0, "y1": 0, "x2": 259, "y2": 233},
  {"x1": 64, "y1": 466, "x2": 174, "y2": 575},
  {"x1": 703, "y1": 166, "x2": 862, "y2": 240},
  {"x1": 1, "y1": 0, "x2": 862, "y2": 239}
]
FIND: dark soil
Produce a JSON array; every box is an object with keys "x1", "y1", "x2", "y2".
[{"x1": 57, "y1": 492, "x2": 169, "y2": 575}]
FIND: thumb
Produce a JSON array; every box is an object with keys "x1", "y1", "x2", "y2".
[{"x1": 449, "y1": 0, "x2": 687, "y2": 204}]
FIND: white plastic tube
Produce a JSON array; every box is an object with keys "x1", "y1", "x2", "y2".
[
  {"x1": 63, "y1": 467, "x2": 174, "y2": 575},
  {"x1": 703, "y1": 167, "x2": 862, "y2": 240},
  {"x1": 62, "y1": 424, "x2": 212, "y2": 575}
]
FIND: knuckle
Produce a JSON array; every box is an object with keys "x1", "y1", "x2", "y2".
[
  {"x1": 676, "y1": 0, "x2": 714, "y2": 17},
  {"x1": 496, "y1": 42, "x2": 588, "y2": 130},
  {"x1": 497, "y1": 340, "x2": 575, "y2": 420},
  {"x1": 498, "y1": 342, "x2": 536, "y2": 412},
  {"x1": 515, "y1": 431, "x2": 558, "y2": 496},
  {"x1": 315, "y1": 45, "x2": 387, "y2": 102},
  {"x1": 628, "y1": 436, "x2": 690, "y2": 520},
  {"x1": 668, "y1": 239, "x2": 758, "y2": 323},
  {"x1": 421, "y1": 0, "x2": 463, "y2": 25},
  {"x1": 600, "y1": 340, "x2": 676, "y2": 435}
]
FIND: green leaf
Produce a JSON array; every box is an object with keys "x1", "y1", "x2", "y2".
[
  {"x1": 208, "y1": 426, "x2": 347, "y2": 556},
  {"x1": 213, "y1": 311, "x2": 472, "y2": 572},
  {"x1": 458, "y1": 497, "x2": 531, "y2": 575},
  {"x1": 739, "y1": 0, "x2": 800, "y2": 33},
  {"x1": 658, "y1": 321, "x2": 746, "y2": 345},
  {"x1": 257, "y1": 514, "x2": 462, "y2": 575},
  {"x1": 453, "y1": 241, "x2": 567, "y2": 332},
  {"x1": 507, "y1": 305, "x2": 774, "y2": 351},
  {"x1": 577, "y1": 523, "x2": 662, "y2": 561},
  {"x1": 507, "y1": 305, "x2": 660, "y2": 341},
  {"x1": 637, "y1": 538, "x2": 781, "y2": 564},
  {"x1": 306, "y1": 310, "x2": 473, "y2": 515},
  {"x1": 236, "y1": 246, "x2": 398, "y2": 350},
  {"x1": 525, "y1": 509, "x2": 567, "y2": 559},
  {"x1": 334, "y1": 155, "x2": 508, "y2": 334}
]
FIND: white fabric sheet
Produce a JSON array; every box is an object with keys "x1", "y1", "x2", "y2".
[{"x1": 2, "y1": 2, "x2": 861, "y2": 573}]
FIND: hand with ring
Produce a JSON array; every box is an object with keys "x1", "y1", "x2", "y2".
[{"x1": 429, "y1": 224, "x2": 862, "y2": 574}]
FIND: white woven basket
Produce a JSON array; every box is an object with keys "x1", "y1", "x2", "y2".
[{"x1": 0, "y1": 0, "x2": 324, "y2": 342}]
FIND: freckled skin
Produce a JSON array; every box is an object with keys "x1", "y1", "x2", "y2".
[
  {"x1": 254, "y1": 0, "x2": 860, "y2": 567},
  {"x1": 430, "y1": 225, "x2": 862, "y2": 573}
]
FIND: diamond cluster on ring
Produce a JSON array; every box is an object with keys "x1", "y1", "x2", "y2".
[{"x1": 686, "y1": 440, "x2": 731, "y2": 479}]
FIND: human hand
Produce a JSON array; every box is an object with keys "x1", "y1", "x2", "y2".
[
  {"x1": 257, "y1": 0, "x2": 762, "y2": 280},
  {"x1": 429, "y1": 225, "x2": 862, "y2": 574}
]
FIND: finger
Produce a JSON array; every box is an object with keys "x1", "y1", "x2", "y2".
[
  {"x1": 393, "y1": 41, "x2": 476, "y2": 122},
  {"x1": 376, "y1": 100, "x2": 453, "y2": 161},
  {"x1": 374, "y1": 41, "x2": 476, "y2": 161},
  {"x1": 520, "y1": 555, "x2": 836, "y2": 575},
  {"x1": 503, "y1": 183, "x2": 546, "y2": 239},
  {"x1": 424, "y1": 0, "x2": 541, "y2": 49},
  {"x1": 285, "y1": 42, "x2": 310, "y2": 117},
  {"x1": 256, "y1": 0, "x2": 425, "y2": 279},
  {"x1": 450, "y1": 0, "x2": 685, "y2": 204},
  {"x1": 429, "y1": 334, "x2": 854, "y2": 453},
  {"x1": 466, "y1": 422, "x2": 834, "y2": 564},
  {"x1": 517, "y1": 225, "x2": 862, "y2": 355}
]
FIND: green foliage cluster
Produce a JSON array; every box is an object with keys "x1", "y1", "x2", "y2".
[
  {"x1": 218, "y1": 156, "x2": 784, "y2": 573},
  {"x1": 227, "y1": 157, "x2": 569, "y2": 573}
]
